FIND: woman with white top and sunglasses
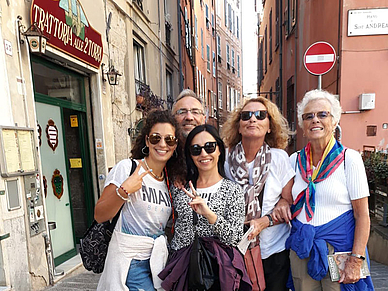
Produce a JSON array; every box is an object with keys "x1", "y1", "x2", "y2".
[
  {"x1": 95, "y1": 110, "x2": 184, "y2": 291},
  {"x1": 222, "y1": 97, "x2": 295, "y2": 291},
  {"x1": 285, "y1": 90, "x2": 373, "y2": 290},
  {"x1": 159, "y1": 124, "x2": 251, "y2": 291}
]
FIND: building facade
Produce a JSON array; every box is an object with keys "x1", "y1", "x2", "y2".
[
  {"x1": 0, "y1": 0, "x2": 179, "y2": 290},
  {"x1": 179, "y1": 0, "x2": 243, "y2": 129},
  {"x1": 258, "y1": 0, "x2": 388, "y2": 152}
]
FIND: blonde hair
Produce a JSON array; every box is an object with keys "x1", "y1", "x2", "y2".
[{"x1": 222, "y1": 97, "x2": 293, "y2": 149}]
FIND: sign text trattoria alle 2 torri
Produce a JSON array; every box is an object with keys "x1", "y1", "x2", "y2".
[{"x1": 31, "y1": 0, "x2": 103, "y2": 69}]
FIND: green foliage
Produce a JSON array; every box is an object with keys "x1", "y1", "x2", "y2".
[{"x1": 363, "y1": 152, "x2": 388, "y2": 185}]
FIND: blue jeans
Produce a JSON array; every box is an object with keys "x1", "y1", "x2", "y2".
[{"x1": 125, "y1": 259, "x2": 155, "y2": 291}]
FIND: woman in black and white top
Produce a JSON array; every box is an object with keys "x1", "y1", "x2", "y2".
[
  {"x1": 94, "y1": 110, "x2": 184, "y2": 291},
  {"x1": 159, "y1": 124, "x2": 251, "y2": 291}
]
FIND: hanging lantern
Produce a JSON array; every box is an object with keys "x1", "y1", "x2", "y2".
[
  {"x1": 106, "y1": 65, "x2": 122, "y2": 86},
  {"x1": 23, "y1": 23, "x2": 48, "y2": 54}
]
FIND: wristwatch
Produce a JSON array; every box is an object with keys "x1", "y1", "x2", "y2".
[
  {"x1": 350, "y1": 253, "x2": 366, "y2": 260},
  {"x1": 265, "y1": 214, "x2": 274, "y2": 227}
]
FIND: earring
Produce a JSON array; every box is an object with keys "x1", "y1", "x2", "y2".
[{"x1": 141, "y1": 145, "x2": 149, "y2": 156}]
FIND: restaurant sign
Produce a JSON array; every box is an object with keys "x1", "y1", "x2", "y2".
[{"x1": 31, "y1": 0, "x2": 103, "y2": 68}]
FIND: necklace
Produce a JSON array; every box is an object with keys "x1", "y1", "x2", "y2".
[{"x1": 144, "y1": 158, "x2": 164, "y2": 180}]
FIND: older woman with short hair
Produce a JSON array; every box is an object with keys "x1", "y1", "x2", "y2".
[
  {"x1": 223, "y1": 97, "x2": 295, "y2": 291},
  {"x1": 286, "y1": 89, "x2": 374, "y2": 290}
]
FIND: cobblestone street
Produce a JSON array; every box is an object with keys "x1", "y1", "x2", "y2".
[{"x1": 45, "y1": 260, "x2": 388, "y2": 290}]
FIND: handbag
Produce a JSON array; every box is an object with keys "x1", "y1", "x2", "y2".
[
  {"x1": 244, "y1": 185, "x2": 266, "y2": 290},
  {"x1": 80, "y1": 160, "x2": 136, "y2": 273},
  {"x1": 188, "y1": 211, "x2": 218, "y2": 290}
]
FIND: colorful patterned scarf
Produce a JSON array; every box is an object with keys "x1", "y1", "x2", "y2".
[
  {"x1": 228, "y1": 142, "x2": 271, "y2": 223},
  {"x1": 291, "y1": 136, "x2": 346, "y2": 221}
]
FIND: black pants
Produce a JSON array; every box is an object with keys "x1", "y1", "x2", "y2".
[{"x1": 262, "y1": 249, "x2": 290, "y2": 291}]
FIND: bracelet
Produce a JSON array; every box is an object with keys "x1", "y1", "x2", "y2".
[
  {"x1": 120, "y1": 185, "x2": 129, "y2": 196},
  {"x1": 116, "y1": 187, "x2": 131, "y2": 201},
  {"x1": 350, "y1": 253, "x2": 366, "y2": 260}
]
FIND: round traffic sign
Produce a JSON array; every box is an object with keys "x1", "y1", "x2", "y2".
[{"x1": 304, "y1": 41, "x2": 336, "y2": 76}]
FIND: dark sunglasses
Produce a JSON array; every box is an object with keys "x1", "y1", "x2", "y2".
[
  {"x1": 302, "y1": 111, "x2": 332, "y2": 121},
  {"x1": 240, "y1": 110, "x2": 268, "y2": 121},
  {"x1": 148, "y1": 133, "x2": 178, "y2": 146},
  {"x1": 189, "y1": 141, "x2": 217, "y2": 156}
]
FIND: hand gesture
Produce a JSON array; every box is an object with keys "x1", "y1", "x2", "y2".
[
  {"x1": 120, "y1": 161, "x2": 151, "y2": 195},
  {"x1": 182, "y1": 181, "x2": 217, "y2": 224}
]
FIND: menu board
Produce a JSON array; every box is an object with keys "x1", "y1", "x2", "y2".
[{"x1": 0, "y1": 127, "x2": 38, "y2": 177}]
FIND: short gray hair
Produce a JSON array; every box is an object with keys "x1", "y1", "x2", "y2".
[
  {"x1": 172, "y1": 89, "x2": 203, "y2": 113},
  {"x1": 297, "y1": 89, "x2": 342, "y2": 129}
]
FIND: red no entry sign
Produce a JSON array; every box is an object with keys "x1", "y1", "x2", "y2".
[{"x1": 304, "y1": 41, "x2": 336, "y2": 75}]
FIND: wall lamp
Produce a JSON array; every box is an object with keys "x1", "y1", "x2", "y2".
[
  {"x1": 101, "y1": 63, "x2": 122, "y2": 86},
  {"x1": 18, "y1": 17, "x2": 48, "y2": 54}
]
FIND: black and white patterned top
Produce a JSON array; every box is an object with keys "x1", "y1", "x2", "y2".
[{"x1": 170, "y1": 178, "x2": 245, "y2": 251}]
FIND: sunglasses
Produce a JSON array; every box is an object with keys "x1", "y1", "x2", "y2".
[
  {"x1": 148, "y1": 133, "x2": 178, "y2": 146},
  {"x1": 240, "y1": 110, "x2": 268, "y2": 121},
  {"x1": 302, "y1": 111, "x2": 332, "y2": 121},
  {"x1": 189, "y1": 142, "x2": 217, "y2": 156}
]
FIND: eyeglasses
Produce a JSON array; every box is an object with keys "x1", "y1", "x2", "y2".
[
  {"x1": 148, "y1": 133, "x2": 178, "y2": 146},
  {"x1": 302, "y1": 111, "x2": 332, "y2": 121},
  {"x1": 240, "y1": 110, "x2": 268, "y2": 121},
  {"x1": 175, "y1": 108, "x2": 204, "y2": 116},
  {"x1": 189, "y1": 142, "x2": 217, "y2": 156}
]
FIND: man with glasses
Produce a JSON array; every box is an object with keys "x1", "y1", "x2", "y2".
[{"x1": 172, "y1": 89, "x2": 206, "y2": 138}]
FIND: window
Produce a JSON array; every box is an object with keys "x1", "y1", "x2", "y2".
[
  {"x1": 232, "y1": 9, "x2": 235, "y2": 34},
  {"x1": 195, "y1": 15, "x2": 198, "y2": 49},
  {"x1": 166, "y1": 70, "x2": 173, "y2": 109},
  {"x1": 269, "y1": 9, "x2": 272, "y2": 63},
  {"x1": 237, "y1": 91, "x2": 241, "y2": 106},
  {"x1": 207, "y1": 45, "x2": 211, "y2": 72},
  {"x1": 258, "y1": 41, "x2": 263, "y2": 83},
  {"x1": 134, "y1": 40, "x2": 146, "y2": 94},
  {"x1": 217, "y1": 35, "x2": 221, "y2": 59},
  {"x1": 212, "y1": 51, "x2": 216, "y2": 77},
  {"x1": 217, "y1": 0, "x2": 221, "y2": 17},
  {"x1": 211, "y1": 14, "x2": 215, "y2": 36},
  {"x1": 201, "y1": 28, "x2": 204, "y2": 59},
  {"x1": 224, "y1": 0, "x2": 228, "y2": 27},
  {"x1": 276, "y1": 78, "x2": 282, "y2": 112},
  {"x1": 184, "y1": 8, "x2": 189, "y2": 49},
  {"x1": 231, "y1": 49, "x2": 235, "y2": 71},
  {"x1": 264, "y1": 26, "x2": 267, "y2": 73},
  {"x1": 285, "y1": 0, "x2": 297, "y2": 36},
  {"x1": 228, "y1": 4, "x2": 232, "y2": 31},
  {"x1": 226, "y1": 43, "x2": 230, "y2": 69},
  {"x1": 206, "y1": 4, "x2": 210, "y2": 29},
  {"x1": 275, "y1": 0, "x2": 279, "y2": 48},
  {"x1": 218, "y1": 81, "x2": 223, "y2": 109},
  {"x1": 286, "y1": 77, "x2": 295, "y2": 131},
  {"x1": 237, "y1": 54, "x2": 240, "y2": 77},
  {"x1": 236, "y1": 16, "x2": 239, "y2": 39}
]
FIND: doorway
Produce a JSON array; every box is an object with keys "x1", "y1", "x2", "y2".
[{"x1": 32, "y1": 57, "x2": 94, "y2": 265}]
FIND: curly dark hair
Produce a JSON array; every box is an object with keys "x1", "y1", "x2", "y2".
[
  {"x1": 185, "y1": 124, "x2": 226, "y2": 188},
  {"x1": 131, "y1": 109, "x2": 185, "y2": 181}
]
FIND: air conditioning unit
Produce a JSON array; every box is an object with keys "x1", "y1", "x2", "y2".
[{"x1": 359, "y1": 93, "x2": 375, "y2": 110}]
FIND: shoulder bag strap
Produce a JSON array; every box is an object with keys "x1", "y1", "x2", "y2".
[{"x1": 111, "y1": 159, "x2": 137, "y2": 226}]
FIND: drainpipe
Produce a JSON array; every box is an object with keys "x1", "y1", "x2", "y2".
[
  {"x1": 279, "y1": 0, "x2": 283, "y2": 114},
  {"x1": 190, "y1": 0, "x2": 196, "y2": 90},
  {"x1": 336, "y1": 0, "x2": 342, "y2": 96},
  {"x1": 16, "y1": 16, "x2": 30, "y2": 127},
  {"x1": 177, "y1": 0, "x2": 183, "y2": 91},
  {"x1": 293, "y1": 0, "x2": 298, "y2": 152},
  {"x1": 158, "y1": 0, "x2": 164, "y2": 99}
]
